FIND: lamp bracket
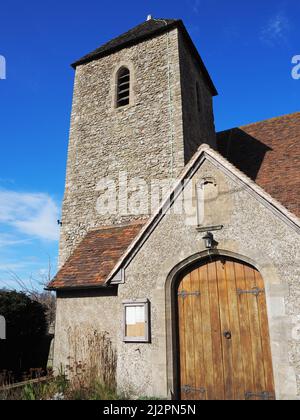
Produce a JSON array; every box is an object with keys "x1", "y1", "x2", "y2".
[{"x1": 197, "y1": 225, "x2": 223, "y2": 233}]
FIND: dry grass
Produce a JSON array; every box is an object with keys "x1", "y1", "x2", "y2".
[
  {"x1": 0, "y1": 328, "x2": 128, "y2": 400},
  {"x1": 66, "y1": 327, "x2": 117, "y2": 391},
  {"x1": 0, "y1": 370, "x2": 14, "y2": 387}
]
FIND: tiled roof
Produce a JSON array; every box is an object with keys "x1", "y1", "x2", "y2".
[
  {"x1": 71, "y1": 18, "x2": 217, "y2": 96},
  {"x1": 217, "y1": 112, "x2": 300, "y2": 219},
  {"x1": 47, "y1": 222, "x2": 146, "y2": 290},
  {"x1": 72, "y1": 18, "x2": 177, "y2": 67}
]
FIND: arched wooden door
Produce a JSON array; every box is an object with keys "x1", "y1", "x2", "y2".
[{"x1": 177, "y1": 257, "x2": 275, "y2": 400}]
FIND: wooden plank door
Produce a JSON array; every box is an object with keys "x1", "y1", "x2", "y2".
[{"x1": 177, "y1": 257, "x2": 275, "y2": 400}]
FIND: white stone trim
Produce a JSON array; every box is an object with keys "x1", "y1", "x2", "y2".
[{"x1": 110, "y1": 60, "x2": 136, "y2": 111}]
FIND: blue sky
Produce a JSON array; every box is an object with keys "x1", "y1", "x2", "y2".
[{"x1": 0, "y1": 0, "x2": 299, "y2": 289}]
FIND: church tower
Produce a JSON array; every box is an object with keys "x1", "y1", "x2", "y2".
[{"x1": 59, "y1": 17, "x2": 217, "y2": 265}]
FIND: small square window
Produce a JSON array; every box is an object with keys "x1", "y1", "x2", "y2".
[{"x1": 123, "y1": 299, "x2": 150, "y2": 343}]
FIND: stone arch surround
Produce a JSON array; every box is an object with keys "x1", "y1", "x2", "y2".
[{"x1": 162, "y1": 249, "x2": 297, "y2": 400}]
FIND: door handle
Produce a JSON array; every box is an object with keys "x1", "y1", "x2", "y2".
[{"x1": 223, "y1": 331, "x2": 232, "y2": 340}]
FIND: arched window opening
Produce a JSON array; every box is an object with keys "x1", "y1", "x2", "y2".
[{"x1": 117, "y1": 67, "x2": 130, "y2": 108}]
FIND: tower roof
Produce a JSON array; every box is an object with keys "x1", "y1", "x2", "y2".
[{"x1": 72, "y1": 18, "x2": 217, "y2": 96}]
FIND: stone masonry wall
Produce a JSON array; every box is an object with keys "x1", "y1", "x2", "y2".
[
  {"x1": 59, "y1": 27, "x2": 216, "y2": 266},
  {"x1": 59, "y1": 28, "x2": 184, "y2": 266},
  {"x1": 115, "y1": 160, "x2": 300, "y2": 399},
  {"x1": 178, "y1": 31, "x2": 216, "y2": 162},
  {"x1": 54, "y1": 158, "x2": 300, "y2": 399}
]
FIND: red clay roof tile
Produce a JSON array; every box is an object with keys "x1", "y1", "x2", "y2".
[
  {"x1": 217, "y1": 112, "x2": 300, "y2": 218},
  {"x1": 48, "y1": 221, "x2": 146, "y2": 290}
]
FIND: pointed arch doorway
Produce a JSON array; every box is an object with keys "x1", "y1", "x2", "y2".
[{"x1": 176, "y1": 256, "x2": 275, "y2": 400}]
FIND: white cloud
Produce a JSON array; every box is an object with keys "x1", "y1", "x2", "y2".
[
  {"x1": 260, "y1": 12, "x2": 290, "y2": 46},
  {"x1": 0, "y1": 261, "x2": 30, "y2": 272},
  {"x1": 0, "y1": 189, "x2": 60, "y2": 241},
  {"x1": 0, "y1": 233, "x2": 31, "y2": 247}
]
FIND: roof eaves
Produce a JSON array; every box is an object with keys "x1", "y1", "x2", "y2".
[
  {"x1": 46, "y1": 282, "x2": 110, "y2": 292},
  {"x1": 46, "y1": 221, "x2": 146, "y2": 291}
]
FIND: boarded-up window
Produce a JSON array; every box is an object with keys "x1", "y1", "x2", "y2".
[
  {"x1": 123, "y1": 299, "x2": 150, "y2": 342},
  {"x1": 117, "y1": 67, "x2": 130, "y2": 108},
  {"x1": 196, "y1": 178, "x2": 218, "y2": 226}
]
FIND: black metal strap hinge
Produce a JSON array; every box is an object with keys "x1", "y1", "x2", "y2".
[
  {"x1": 181, "y1": 385, "x2": 206, "y2": 395},
  {"x1": 178, "y1": 290, "x2": 201, "y2": 299},
  {"x1": 245, "y1": 391, "x2": 274, "y2": 400},
  {"x1": 237, "y1": 287, "x2": 265, "y2": 297}
]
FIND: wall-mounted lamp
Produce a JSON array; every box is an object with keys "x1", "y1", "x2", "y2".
[{"x1": 202, "y1": 232, "x2": 214, "y2": 249}]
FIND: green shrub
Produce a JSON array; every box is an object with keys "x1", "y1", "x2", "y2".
[{"x1": 0, "y1": 290, "x2": 48, "y2": 379}]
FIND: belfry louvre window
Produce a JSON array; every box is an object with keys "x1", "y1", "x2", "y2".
[{"x1": 117, "y1": 67, "x2": 130, "y2": 107}]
